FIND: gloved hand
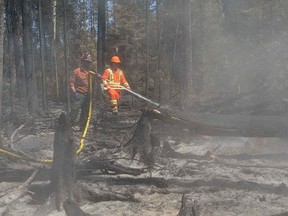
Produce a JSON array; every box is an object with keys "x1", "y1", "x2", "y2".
[
  {"x1": 97, "y1": 73, "x2": 103, "y2": 79},
  {"x1": 73, "y1": 91, "x2": 81, "y2": 101}
]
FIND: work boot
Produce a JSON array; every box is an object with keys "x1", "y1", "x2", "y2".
[{"x1": 112, "y1": 107, "x2": 118, "y2": 115}]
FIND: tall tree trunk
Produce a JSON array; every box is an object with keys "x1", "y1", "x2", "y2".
[
  {"x1": 112, "y1": 0, "x2": 116, "y2": 28},
  {"x1": 171, "y1": 19, "x2": 179, "y2": 102},
  {"x1": 11, "y1": 0, "x2": 22, "y2": 97},
  {"x1": 52, "y1": 0, "x2": 59, "y2": 101},
  {"x1": 0, "y1": 0, "x2": 4, "y2": 124},
  {"x1": 21, "y1": 0, "x2": 39, "y2": 114},
  {"x1": 97, "y1": 0, "x2": 105, "y2": 73},
  {"x1": 96, "y1": 0, "x2": 106, "y2": 102},
  {"x1": 80, "y1": 0, "x2": 87, "y2": 30},
  {"x1": 192, "y1": 0, "x2": 205, "y2": 98},
  {"x1": 39, "y1": 0, "x2": 47, "y2": 111},
  {"x1": 185, "y1": 0, "x2": 193, "y2": 105},
  {"x1": 90, "y1": 0, "x2": 95, "y2": 39},
  {"x1": 155, "y1": 0, "x2": 162, "y2": 102},
  {"x1": 63, "y1": 0, "x2": 70, "y2": 113},
  {"x1": 6, "y1": 0, "x2": 15, "y2": 113},
  {"x1": 9, "y1": 28, "x2": 14, "y2": 114},
  {"x1": 145, "y1": 0, "x2": 150, "y2": 98}
]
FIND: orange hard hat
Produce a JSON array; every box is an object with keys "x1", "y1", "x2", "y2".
[{"x1": 111, "y1": 56, "x2": 121, "y2": 63}]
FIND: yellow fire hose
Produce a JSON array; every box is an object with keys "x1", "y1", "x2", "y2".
[
  {"x1": 76, "y1": 71, "x2": 94, "y2": 154},
  {"x1": 0, "y1": 71, "x2": 95, "y2": 164},
  {"x1": 0, "y1": 148, "x2": 52, "y2": 163}
]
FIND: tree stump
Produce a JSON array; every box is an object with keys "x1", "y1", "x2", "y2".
[
  {"x1": 63, "y1": 199, "x2": 91, "y2": 216},
  {"x1": 178, "y1": 194, "x2": 199, "y2": 216},
  {"x1": 50, "y1": 113, "x2": 76, "y2": 211},
  {"x1": 125, "y1": 111, "x2": 155, "y2": 167}
]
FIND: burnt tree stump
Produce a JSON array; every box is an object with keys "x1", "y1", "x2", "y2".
[
  {"x1": 178, "y1": 194, "x2": 199, "y2": 216},
  {"x1": 63, "y1": 199, "x2": 91, "y2": 216},
  {"x1": 125, "y1": 111, "x2": 157, "y2": 168},
  {"x1": 50, "y1": 113, "x2": 76, "y2": 211}
]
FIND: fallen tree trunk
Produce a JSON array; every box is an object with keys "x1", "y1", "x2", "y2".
[
  {"x1": 150, "y1": 109, "x2": 288, "y2": 137},
  {"x1": 0, "y1": 158, "x2": 146, "y2": 183},
  {"x1": 161, "y1": 141, "x2": 211, "y2": 160},
  {"x1": 0, "y1": 167, "x2": 50, "y2": 182},
  {"x1": 0, "y1": 169, "x2": 38, "y2": 207},
  {"x1": 167, "y1": 178, "x2": 288, "y2": 196},
  {"x1": 77, "y1": 158, "x2": 146, "y2": 177},
  {"x1": 81, "y1": 176, "x2": 169, "y2": 188},
  {"x1": 80, "y1": 182, "x2": 139, "y2": 203}
]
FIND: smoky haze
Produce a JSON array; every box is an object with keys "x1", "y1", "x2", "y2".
[{"x1": 203, "y1": 0, "x2": 288, "y2": 99}]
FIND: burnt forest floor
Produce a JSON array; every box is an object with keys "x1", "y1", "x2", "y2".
[{"x1": 0, "y1": 97, "x2": 288, "y2": 216}]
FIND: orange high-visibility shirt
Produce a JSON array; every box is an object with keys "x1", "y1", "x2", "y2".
[
  {"x1": 69, "y1": 67, "x2": 89, "y2": 93},
  {"x1": 102, "y1": 68, "x2": 130, "y2": 89}
]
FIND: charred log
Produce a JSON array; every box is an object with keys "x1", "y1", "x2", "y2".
[
  {"x1": 80, "y1": 182, "x2": 139, "y2": 203},
  {"x1": 0, "y1": 169, "x2": 37, "y2": 207},
  {"x1": 77, "y1": 158, "x2": 146, "y2": 177},
  {"x1": 217, "y1": 152, "x2": 288, "y2": 161},
  {"x1": 161, "y1": 141, "x2": 210, "y2": 160},
  {"x1": 0, "y1": 167, "x2": 50, "y2": 182},
  {"x1": 149, "y1": 109, "x2": 288, "y2": 137},
  {"x1": 81, "y1": 176, "x2": 169, "y2": 188},
  {"x1": 0, "y1": 158, "x2": 146, "y2": 183},
  {"x1": 167, "y1": 178, "x2": 288, "y2": 196}
]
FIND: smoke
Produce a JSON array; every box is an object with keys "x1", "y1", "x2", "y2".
[{"x1": 203, "y1": 0, "x2": 288, "y2": 95}]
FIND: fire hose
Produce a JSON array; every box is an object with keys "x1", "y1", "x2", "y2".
[{"x1": 94, "y1": 72, "x2": 161, "y2": 107}]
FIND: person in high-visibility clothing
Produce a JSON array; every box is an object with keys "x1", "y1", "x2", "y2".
[
  {"x1": 69, "y1": 53, "x2": 93, "y2": 129},
  {"x1": 102, "y1": 56, "x2": 130, "y2": 114}
]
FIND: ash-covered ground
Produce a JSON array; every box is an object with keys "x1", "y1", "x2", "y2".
[{"x1": 0, "y1": 101, "x2": 288, "y2": 216}]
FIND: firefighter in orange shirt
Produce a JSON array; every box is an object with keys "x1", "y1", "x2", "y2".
[
  {"x1": 69, "y1": 53, "x2": 93, "y2": 129},
  {"x1": 102, "y1": 56, "x2": 130, "y2": 114}
]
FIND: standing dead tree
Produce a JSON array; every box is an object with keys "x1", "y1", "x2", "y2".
[
  {"x1": 50, "y1": 112, "x2": 76, "y2": 211},
  {"x1": 0, "y1": 0, "x2": 4, "y2": 124},
  {"x1": 21, "y1": 0, "x2": 39, "y2": 114}
]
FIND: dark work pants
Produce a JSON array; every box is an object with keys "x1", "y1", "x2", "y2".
[{"x1": 69, "y1": 93, "x2": 90, "y2": 128}]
